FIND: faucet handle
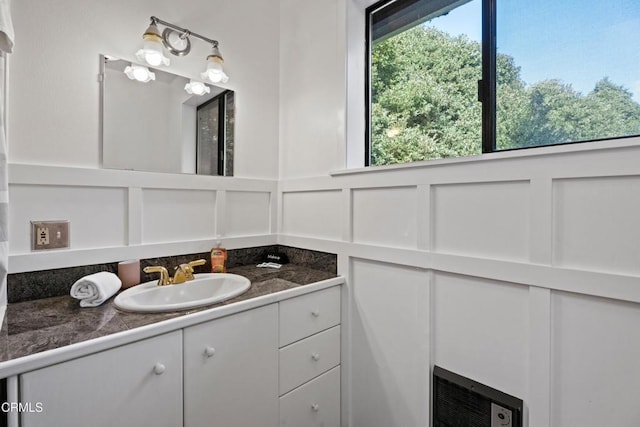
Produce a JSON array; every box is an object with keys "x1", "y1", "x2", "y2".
[
  {"x1": 143, "y1": 266, "x2": 171, "y2": 286},
  {"x1": 174, "y1": 259, "x2": 207, "y2": 283},
  {"x1": 187, "y1": 259, "x2": 207, "y2": 269}
]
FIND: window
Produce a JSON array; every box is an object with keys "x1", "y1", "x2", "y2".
[{"x1": 366, "y1": 0, "x2": 640, "y2": 167}]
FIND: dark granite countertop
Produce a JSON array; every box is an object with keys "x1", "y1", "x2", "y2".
[{"x1": 0, "y1": 264, "x2": 338, "y2": 365}]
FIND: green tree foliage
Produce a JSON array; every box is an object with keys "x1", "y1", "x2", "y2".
[{"x1": 371, "y1": 26, "x2": 640, "y2": 166}]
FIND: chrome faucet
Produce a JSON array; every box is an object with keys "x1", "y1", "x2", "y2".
[{"x1": 144, "y1": 259, "x2": 207, "y2": 286}]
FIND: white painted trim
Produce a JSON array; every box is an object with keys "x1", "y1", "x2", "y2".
[
  {"x1": 9, "y1": 164, "x2": 278, "y2": 192},
  {"x1": 529, "y1": 178, "x2": 552, "y2": 265},
  {"x1": 277, "y1": 234, "x2": 640, "y2": 304},
  {"x1": 9, "y1": 234, "x2": 277, "y2": 273},
  {"x1": 338, "y1": 252, "x2": 351, "y2": 427},
  {"x1": 7, "y1": 163, "x2": 279, "y2": 273},
  {"x1": 269, "y1": 186, "x2": 278, "y2": 235},
  {"x1": 127, "y1": 187, "x2": 142, "y2": 245},
  {"x1": 7, "y1": 375, "x2": 18, "y2": 427},
  {"x1": 417, "y1": 184, "x2": 430, "y2": 251},
  {"x1": 427, "y1": 270, "x2": 436, "y2": 424},
  {"x1": 528, "y1": 286, "x2": 551, "y2": 427},
  {"x1": 215, "y1": 189, "x2": 226, "y2": 237},
  {"x1": 276, "y1": 180, "x2": 284, "y2": 235},
  {"x1": 341, "y1": 188, "x2": 352, "y2": 243},
  {"x1": 333, "y1": 136, "x2": 640, "y2": 176}
]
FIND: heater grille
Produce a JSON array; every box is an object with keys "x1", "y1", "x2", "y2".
[{"x1": 433, "y1": 366, "x2": 523, "y2": 427}]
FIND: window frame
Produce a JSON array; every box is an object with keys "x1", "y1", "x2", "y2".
[{"x1": 364, "y1": 0, "x2": 640, "y2": 167}]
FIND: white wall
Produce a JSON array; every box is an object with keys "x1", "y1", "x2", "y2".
[
  {"x1": 278, "y1": 1, "x2": 640, "y2": 426},
  {"x1": 7, "y1": 1, "x2": 640, "y2": 426},
  {"x1": 5, "y1": 0, "x2": 281, "y2": 278},
  {"x1": 278, "y1": 0, "x2": 346, "y2": 179},
  {"x1": 9, "y1": 0, "x2": 279, "y2": 179}
]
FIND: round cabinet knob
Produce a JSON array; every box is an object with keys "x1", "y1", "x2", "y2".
[
  {"x1": 311, "y1": 353, "x2": 321, "y2": 361},
  {"x1": 153, "y1": 363, "x2": 166, "y2": 375},
  {"x1": 204, "y1": 346, "x2": 216, "y2": 358},
  {"x1": 311, "y1": 310, "x2": 320, "y2": 318},
  {"x1": 311, "y1": 403, "x2": 320, "y2": 412}
]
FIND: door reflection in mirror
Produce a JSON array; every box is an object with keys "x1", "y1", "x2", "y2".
[{"x1": 197, "y1": 91, "x2": 234, "y2": 176}]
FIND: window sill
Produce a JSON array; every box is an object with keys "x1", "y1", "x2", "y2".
[{"x1": 331, "y1": 136, "x2": 640, "y2": 177}]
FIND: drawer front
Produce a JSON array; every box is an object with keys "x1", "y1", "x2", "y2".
[
  {"x1": 279, "y1": 286, "x2": 341, "y2": 347},
  {"x1": 279, "y1": 326, "x2": 340, "y2": 395},
  {"x1": 280, "y1": 366, "x2": 340, "y2": 427}
]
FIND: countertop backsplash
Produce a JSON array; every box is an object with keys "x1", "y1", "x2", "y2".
[{"x1": 7, "y1": 245, "x2": 337, "y2": 303}]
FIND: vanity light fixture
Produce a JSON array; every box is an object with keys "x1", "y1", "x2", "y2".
[
  {"x1": 136, "y1": 16, "x2": 229, "y2": 83},
  {"x1": 124, "y1": 64, "x2": 155, "y2": 83},
  {"x1": 201, "y1": 45, "x2": 229, "y2": 84},
  {"x1": 135, "y1": 20, "x2": 170, "y2": 67},
  {"x1": 184, "y1": 80, "x2": 210, "y2": 96}
]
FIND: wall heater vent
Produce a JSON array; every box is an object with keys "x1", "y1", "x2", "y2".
[{"x1": 433, "y1": 366, "x2": 523, "y2": 427}]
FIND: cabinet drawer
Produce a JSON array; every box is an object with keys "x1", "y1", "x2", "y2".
[
  {"x1": 279, "y1": 326, "x2": 340, "y2": 395},
  {"x1": 280, "y1": 366, "x2": 340, "y2": 427},
  {"x1": 279, "y1": 286, "x2": 341, "y2": 347}
]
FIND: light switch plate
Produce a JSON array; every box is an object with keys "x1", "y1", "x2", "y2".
[{"x1": 31, "y1": 220, "x2": 70, "y2": 251}]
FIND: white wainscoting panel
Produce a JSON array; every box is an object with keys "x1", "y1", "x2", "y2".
[
  {"x1": 224, "y1": 191, "x2": 271, "y2": 237},
  {"x1": 432, "y1": 181, "x2": 530, "y2": 261},
  {"x1": 553, "y1": 176, "x2": 640, "y2": 276},
  {"x1": 9, "y1": 184, "x2": 127, "y2": 253},
  {"x1": 352, "y1": 186, "x2": 417, "y2": 248},
  {"x1": 350, "y1": 258, "x2": 429, "y2": 427},
  {"x1": 142, "y1": 189, "x2": 216, "y2": 243},
  {"x1": 281, "y1": 190, "x2": 342, "y2": 240},
  {"x1": 550, "y1": 291, "x2": 640, "y2": 427},
  {"x1": 433, "y1": 272, "x2": 529, "y2": 399}
]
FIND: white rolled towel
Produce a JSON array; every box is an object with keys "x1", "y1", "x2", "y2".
[{"x1": 70, "y1": 272, "x2": 122, "y2": 307}]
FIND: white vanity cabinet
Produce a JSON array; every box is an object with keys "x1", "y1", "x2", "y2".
[
  {"x1": 19, "y1": 331, "x2": 183, "y2": 427},
  {"x1": 183, "y1": 303, "x2": 279, "y2": 427},
  {"x1": 11, "y1": 282, "x2": 343, "y2": 427},
  {"x1": 278, "y1": 286, "x2": 341, "y2": 427}
]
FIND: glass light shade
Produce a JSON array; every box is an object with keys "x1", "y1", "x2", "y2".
[
  {"x1": 200, "y1": 56, "x2": 229, "y2": 84},
  {"x1": 184, "y1": 80, "x2": 210, "y2": 96},
  {"x1": 124, "y1": 65, "x2": 156, "y2": 83},
  {"x1": 135, "y1": 24, "x2": 170, "y2": 66}
]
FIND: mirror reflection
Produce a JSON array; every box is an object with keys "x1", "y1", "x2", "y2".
[{"x1": 101, "y1": 55, "x2": 235, "y2": 176}]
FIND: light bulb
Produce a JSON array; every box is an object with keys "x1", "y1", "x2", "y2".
[
  {"x1": 200, "y1": 49, "x2": 229, "y2": 84},
  {"x1": 184, "y1": 80, "x2": 210, "y2": 96},
  {"x1": 124, "y1": 65, "x2": 155, "y2": 83},
  {"x1": 135, "y1": 23, "x2": 170, "y2": 66}
]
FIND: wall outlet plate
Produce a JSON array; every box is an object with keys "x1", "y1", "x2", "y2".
[{"x1": 31, "y1": 221, "x2": 70, "y2": 251}]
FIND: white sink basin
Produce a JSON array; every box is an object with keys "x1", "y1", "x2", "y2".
[{"x1": 114, "y1": 273, "x2": 251, "y2": 313}]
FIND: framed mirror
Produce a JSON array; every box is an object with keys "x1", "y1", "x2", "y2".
[{"x1": 100, "y1": 55, "x2": 235, "y2": 176}]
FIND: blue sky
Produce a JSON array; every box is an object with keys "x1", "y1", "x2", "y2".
[{"x1": 429, "y1": 0, "x2": 640, "y2": 102}]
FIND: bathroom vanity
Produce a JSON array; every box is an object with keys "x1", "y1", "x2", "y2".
[{"x1": 0, "y1": 263, "x2": 344, "y2": 427}]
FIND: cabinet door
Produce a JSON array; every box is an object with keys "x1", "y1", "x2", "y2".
[
  {"x1": 184, "y1": 304, "x2": 279, "y2": 427},
  {"x1": 20, "y1": 331, "x2": 183, "y2": 427}
]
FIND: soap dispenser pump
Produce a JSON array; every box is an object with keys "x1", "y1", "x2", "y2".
[{"x1": 211, "y1": 238, "x2": 227, "y2": 273}]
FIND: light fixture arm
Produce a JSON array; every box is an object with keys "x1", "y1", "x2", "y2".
[{"x1": 150, "y1": 16, "x2": 219, "y2": 48}]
